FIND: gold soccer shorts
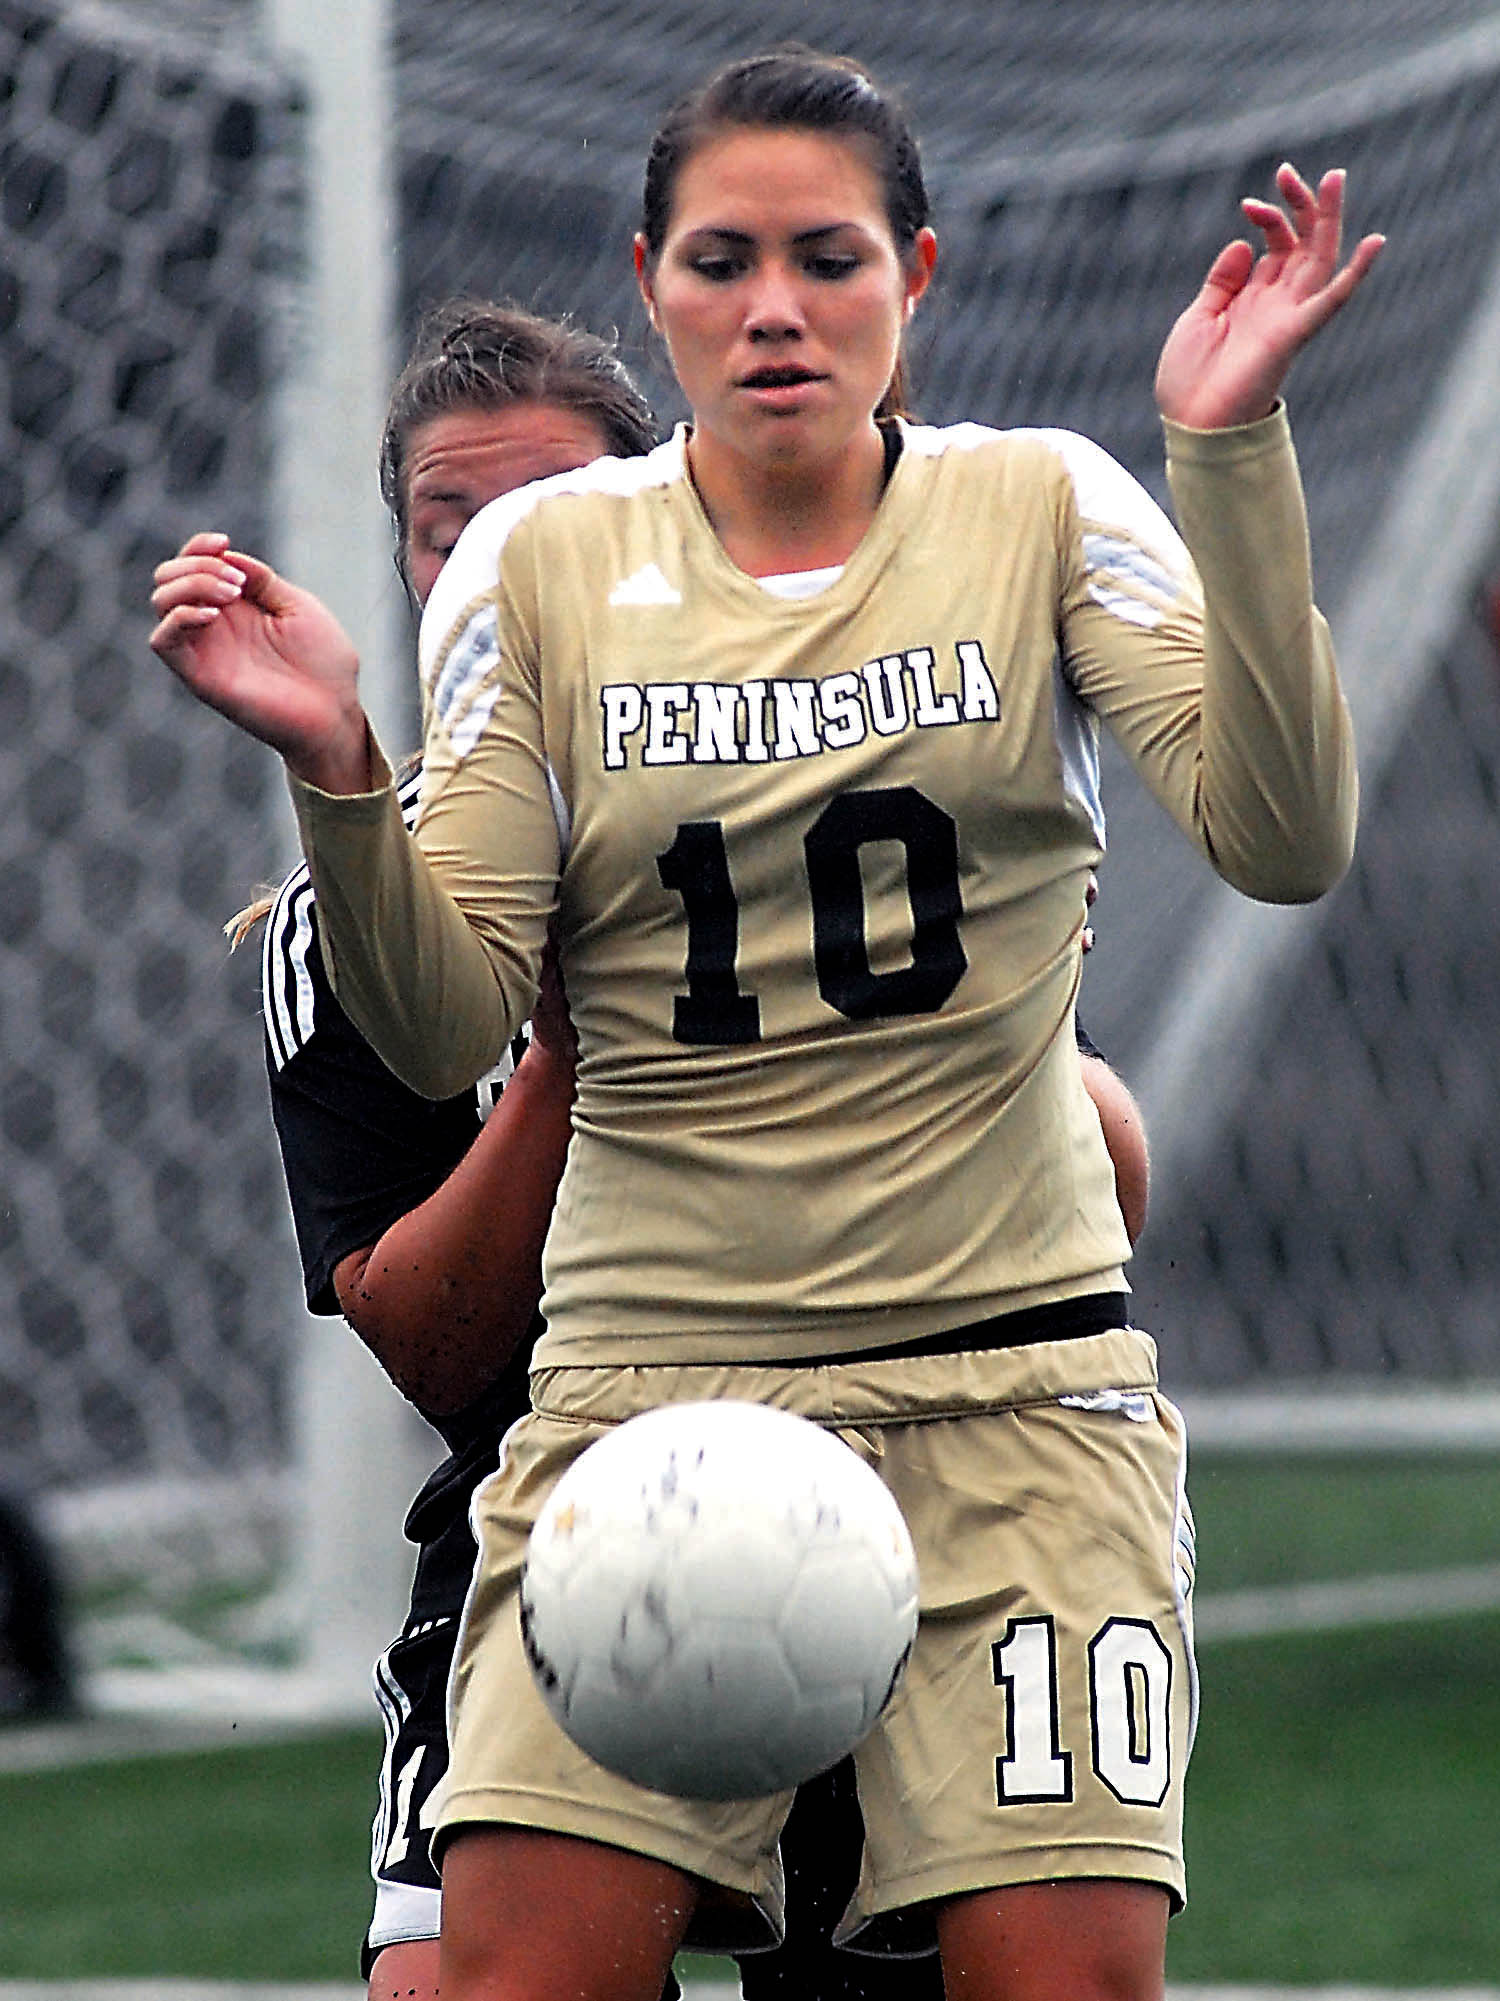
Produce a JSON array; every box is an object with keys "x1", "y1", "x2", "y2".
[{"x1": 429, "y1": 1329, "x2": 1195, "y2": 1955}]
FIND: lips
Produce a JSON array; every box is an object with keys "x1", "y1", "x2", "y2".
[{"x1": 738, "y1": 365, "x2": 824, "y2": 390}]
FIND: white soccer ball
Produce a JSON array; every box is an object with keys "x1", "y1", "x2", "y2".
[{"x1": 520, "y1": 1399, "x2": 919, "y2": 1800}]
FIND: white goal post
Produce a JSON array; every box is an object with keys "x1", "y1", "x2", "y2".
[{"x1": 258, "y1": 0, "x2": 438, "y2": 1705}]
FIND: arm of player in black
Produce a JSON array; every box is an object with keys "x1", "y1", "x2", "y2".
[
  {"x1": 1076, "y1": 882, "x2": 1149, "y2": 1248},
  {"x1": 332, "y1": 970, "x2": 576, "y2": 1416},
  {"x1": 265, "y1": 854, "x2": 576, "y2": 1420},
  {"x1": 1078, "y1": 1050, "x2": 1149, "y2": 1247}
]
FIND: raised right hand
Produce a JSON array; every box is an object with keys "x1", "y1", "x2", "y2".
[{"x1": 149, "y1": 531, "x2": 373, "y2": 792}]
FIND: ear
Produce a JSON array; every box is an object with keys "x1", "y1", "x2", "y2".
[
  {"x1": 634, "y1": 235, "x2": 661, "y2": 333},
  {"x1": 903, "y1": 227, "x2": 938, "y2": 320}
]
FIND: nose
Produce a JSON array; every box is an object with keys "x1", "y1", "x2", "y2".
[{"x1": 744, "y1": 259, "x2": 806, "y2": 342}]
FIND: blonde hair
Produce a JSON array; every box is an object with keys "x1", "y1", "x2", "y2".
[{"x1": 224, "y1": 888, "x2": 277, "y2": 952}]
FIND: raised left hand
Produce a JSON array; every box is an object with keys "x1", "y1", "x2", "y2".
[{"x1": 1155, "y1": 163, "x2": 1384, "y2": 431}]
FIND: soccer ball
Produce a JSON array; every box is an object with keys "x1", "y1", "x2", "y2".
[{"x1": 519, "y1": 1399, "x2": 919, "y2": 1800}]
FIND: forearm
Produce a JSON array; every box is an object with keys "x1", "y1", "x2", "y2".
[
  {"x1": 1164, "y1": 407, "x2": 1358, "y2": 902},
  {"x1": 333, "y1": 1038, "x2": 577, "y2": 1414},
  {"x1": 287, "y1": 743, "x2": 524, "y2": 1098}
]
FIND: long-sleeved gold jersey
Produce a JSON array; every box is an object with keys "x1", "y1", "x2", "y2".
[{"x1": 292, "y1": 408, "x2": 1356, "y2": 1366}]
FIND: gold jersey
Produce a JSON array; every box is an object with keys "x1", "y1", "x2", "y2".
[{"x1": 294, "y1": 408, "x2": 1356, "y2": 1365}]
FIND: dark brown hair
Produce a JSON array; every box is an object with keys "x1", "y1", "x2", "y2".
[
  {"x1": 639, "y1": 46, "x2": 932, "y2": 417},
  {"x1": 379, "y1": 299, "x2": 657, "y2": 578},
  {"x1": 231, "y1": 304, "x2": 656, "y2": 947}
]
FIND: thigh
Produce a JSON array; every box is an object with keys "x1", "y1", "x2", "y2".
[
  {"x1": 367, "y1": 1937, "x2": 441, "y2": 2001},
  {"x1": 433, "y1": 1410, "x2": 791, "y2": 1956},
  {"x1": 440, "y1": 1827, "x2": 692, "y2": 2001},
  {"x1": 938, "y1": 1877, "x2": 1169, "y2": 2001},
  {"x1": 847, "y1": 1393, "x2": 1196, "y2": 1939}
]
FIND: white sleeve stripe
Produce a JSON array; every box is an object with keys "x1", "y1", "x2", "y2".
[
  {"x1": 262, "y1": 873, "x2": 317, "y2": 1071},
  {"x1": 448, "y1": 676, "x2": 504, "y2": 760},
  {"x1": 429, "y1": 604, "x2": 500, "y2": 731},
  {"x1": 261, "y1": 769, "x2": 424, "y2": 1072},
  {"x1": 1081, "y1": 531, "x2": 1183, "y2": 620}
]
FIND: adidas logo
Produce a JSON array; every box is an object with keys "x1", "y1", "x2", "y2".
[{"x1": 608, "y1": 562, "x2": 681, "y2": 607}]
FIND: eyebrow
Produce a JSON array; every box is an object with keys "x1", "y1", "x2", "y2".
[
  {"x1": 683, "y1": 223, "x2": 861, "y2": 248},
  {"x1": 408, "y1": 483, "x2": 475, "y2": 505}
]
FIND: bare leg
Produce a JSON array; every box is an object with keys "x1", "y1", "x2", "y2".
[
  {"x1": 439, "y1": 1826, "x2": 698, "y2": 2001},
  {"x1": 369, "y1": 1936, "x2": 443, "y2": 1999},
  {"x1": 938, "y1": 1879, "x2": 1169, "y2": 2001}
]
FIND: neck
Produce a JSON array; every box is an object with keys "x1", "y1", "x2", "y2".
[{"x1": 686, "y1": 422, "x2": 888, "y2": 578}]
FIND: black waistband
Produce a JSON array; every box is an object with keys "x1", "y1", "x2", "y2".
[{"x1": 827, "y1": 1292, "x2": 1131, "y2": 1366}]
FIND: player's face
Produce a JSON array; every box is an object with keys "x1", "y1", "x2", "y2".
[
  {"x1": 636, "y1": 126, "x2": 934, "y2": 481},
  {"x1": 402, "y1": 401, "x2": 613, "y2": 606}
]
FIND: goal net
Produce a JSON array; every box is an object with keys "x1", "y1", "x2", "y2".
[
  {"x1": 390, "y1": 0, "x2": 1500, "y2": 1396},
  {"x1": 5, "y1": 0, "x2": 1500, "y2": 1696},
  {"x1": 0, "y1": 0, "x2": 309, "y2": 1679}
]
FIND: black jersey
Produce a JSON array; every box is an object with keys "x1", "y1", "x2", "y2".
[{"x1": 262, "y1": 763, "x2": 534, "y2": 1455}]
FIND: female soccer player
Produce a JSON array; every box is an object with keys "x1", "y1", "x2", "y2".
[
  {"x1": 244, "y1": 301, "x2": 657, "y2": 2001},
  {"x1": 150, "y1": 46, "x2": 1379, "y2": 2001},
  {"x1": 230, "y1": 295, "x2": 1144, "y2": 2001}
]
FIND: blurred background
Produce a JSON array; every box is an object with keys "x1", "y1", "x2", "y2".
[{"x1": 2, "y1": 0, "x2": 1500, "y2": 1988}]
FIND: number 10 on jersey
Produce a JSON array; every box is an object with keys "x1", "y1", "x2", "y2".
[{"x1": 656, "y1": 786, "x2": 967, "y2": 1044}]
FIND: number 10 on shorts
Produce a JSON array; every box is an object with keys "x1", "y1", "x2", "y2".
[{"x1": 992, "y1": 1615, "x2": 1173, "y2": 1809}]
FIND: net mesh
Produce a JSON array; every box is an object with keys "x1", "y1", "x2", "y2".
[
  {"x1": 0, "y1": 0, "x2": 303, "y2": 1644},
  {"x1": 4, "y1": 0, "x2": 1500, "y2": 1663},
  {"x1": 387, "y1": 1, "x2": 1500, "y2": 1389}
]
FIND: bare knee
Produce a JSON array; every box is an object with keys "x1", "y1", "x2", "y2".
[
  {"x1": 938, "y1": 1878, "x2": 1169, "y2": 2001},
  {"x1": 368, "y1": 1935, "x2": 443, "y2": 2000},
  {"x1": 439, "y1": 1825, "x2": 697, "y2": 2001}
]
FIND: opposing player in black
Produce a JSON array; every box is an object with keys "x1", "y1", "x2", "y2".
[
  {"x1": 239, "y1": 297, "x2": 1148, "y2": 2001},
  {"x1": 264, "y1": 765, "x2": 569, "y2": 1995},
  {"x1": 253, "y1": 301, "x2": 658, "y2": 2001}
]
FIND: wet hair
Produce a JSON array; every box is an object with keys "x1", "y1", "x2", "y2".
[
  {"x1": 378, "y1": 298, "x2": 658, "y2": 577},
  {"x1": 231, "y1": 303, "x2": 655, "y2": 949},
  {"x1": 639, "y1": 46, "x2": 932, "y2": 418}
]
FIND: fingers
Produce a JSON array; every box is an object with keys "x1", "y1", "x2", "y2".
[
  {"x1": 1242, "y1": 163, "x2": 1382, "y2": 291},
  {"x1": 1193, "y1": 238, "x2": 1256, "y2": 313},
  {"x1": 153, "y1": 538, "x2": 275, "y2": 591},
  {"x1": 149, "y1": 544, "x2": 282, "y2": 633},
  {"x1": 149, "y1": 555, "x2": 245, "y2": 623},
  {"x1": 223, "y1": 549, "x2": 278, "y2": 594},
  {"x1": 1340, "y1": 229, "x2": 1387, "y2": 289},
  {"x1": 172, "y1": 530, "x2": 231, "y2": 559},
  {"x1": 1299, "y1": 229, "x2": 1386, "y2": 333},
  {"x1": 1233, "y1": 162, "x2": 1384, "y2": 344},
  {"x1": 1240, "y1": 168, "x2": 1331, "y2": 268},
  {"x1": 1240, "y1": 196, "x2": 1298, "y2": 262},
  {"x1": 148, "y1": 599, "x2": 222, "y2": 664}
]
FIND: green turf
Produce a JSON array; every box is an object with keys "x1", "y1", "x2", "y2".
[
  {"x1": 1189, "y1": 1450, "x2": 1500, "y2": 1590},
  {"x1": 0, "y1": 1728, "x2": 379, "y2": 1978},
  {"x1": 3, "y1": 1453, "x2": 1498, "y2": 1981},
  {"x1": 1169, "y1": 1612, "x2": 1500, "y2": 1983}
]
